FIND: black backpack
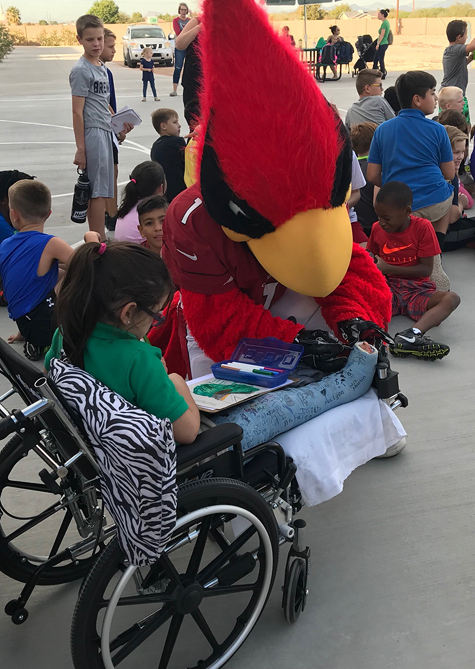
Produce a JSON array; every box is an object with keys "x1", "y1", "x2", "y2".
[{"x1": 319, "y1": 43, "x2": 337, "y2": 66}]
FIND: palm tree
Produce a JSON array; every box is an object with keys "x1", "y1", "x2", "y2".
[{"x1": 6, "y1": 6, "x2": 21, "y2": 25}]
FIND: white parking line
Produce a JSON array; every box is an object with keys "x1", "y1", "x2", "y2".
[{"x1": 0, "y1": 118, "x2": 150, "y2": 154}]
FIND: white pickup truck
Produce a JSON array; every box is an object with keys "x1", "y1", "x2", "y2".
[{"x1": 122, "y1": 25, "x2": 174, "y2": 68}]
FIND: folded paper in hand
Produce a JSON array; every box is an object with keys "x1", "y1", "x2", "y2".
[{"x1": 111, "y1": 106, "x2": 142, "y2": 134}]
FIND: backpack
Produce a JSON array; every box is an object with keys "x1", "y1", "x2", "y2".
[
  {"x1": 319, "y1": 43, "x2": 337, "y2": 66},
  {"x1": 336, "y1": 41, "x2": 354, "y2": 64},
  {"x1": 387, "y1": 29, "x2": 394, "y2": 45}
]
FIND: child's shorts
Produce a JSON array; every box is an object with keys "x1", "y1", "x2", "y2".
[
  {"x1": 85, "y1": 127, "x2": 114, "y2": 199},
  {"x1": 15, "y1": 290, "x2": 56, "y2": 347},
  {"x1": 388, "y1": 276, "x2": 437, "y2": 320}
]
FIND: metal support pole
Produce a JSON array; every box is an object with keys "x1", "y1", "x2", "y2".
[{"x1": 304, "y1": 3, "x2": 308, "y2": 50}]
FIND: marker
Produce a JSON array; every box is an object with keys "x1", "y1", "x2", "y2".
[{"x1": 252, "y1": 369, "x2": 275, "y2": 377}]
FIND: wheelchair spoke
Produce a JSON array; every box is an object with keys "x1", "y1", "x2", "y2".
[
  {"x1": 4, "y1": 502, "x2": 61, "y2": 543},
  {"x1": 158, "y1": 612, "x2": 184, "y2": 669},
  {"x1": 5, "y1": 480, "x2": 52, "y2": 493},
  {"x1": 159, "y1": 553, "x2": 183, "y2": 587},
  {"x1": 186, "y1": 514, "x2": 212, "y2": 580},
  {"x1": 202, "y1": 582, "x2": 260, "y2": 597},
  {"x1": 197, "y1": 525, "x2": 257, "y2": 585},
  {"x1": 191, "y1": 608, "x2": 220, "y2": 652},
  {"x1": 111, "y1": 605, "x2": 174, "y2": 665},
  {"x1": 115, "y1": 594, "x2": 174, "y2": 607},
  {"x1": 48, "y1": 509, "x2": 72, "y2": 558}
]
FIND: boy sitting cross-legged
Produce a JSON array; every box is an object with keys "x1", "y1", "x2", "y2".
[
  {"x1": 368, "y1": 181, "x2": 460, "y2": 361},
  {"x1": 0, "y1": 180, "x2": 99, "y2": 360}
]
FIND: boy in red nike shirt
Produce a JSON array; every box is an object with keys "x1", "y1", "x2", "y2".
[{"x1": 368, "y1": 181, "x2": 460, "y2": 360}]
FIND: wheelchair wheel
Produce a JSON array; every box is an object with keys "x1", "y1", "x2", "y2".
[
  {"x1": 0, "y1": 435, "x2": 96, "y2": 585},
  {"x1": 283, "y1": 558, "x2": 308, "y2": 624},
  {"x1": 71, "y1": 477, "x2": 279, "y2": 669}
]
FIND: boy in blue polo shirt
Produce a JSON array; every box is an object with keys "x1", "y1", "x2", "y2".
[{"x1": 367, "y1": 70, "x2": 455, "y2": 288}]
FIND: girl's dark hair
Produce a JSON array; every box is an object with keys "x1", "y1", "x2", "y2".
[
  {"x1": 380, "y1": 8, "x2": 389, "y2": 17},
  {"x1": 395, "y1": 70, "x2": 436, "y2": 109},
  {"x1": 384, "y1": 86, "x2": 401, "y2": 114},
  {"x1": 117, "y1": 161, "x2": 166, "y2": 219},
  {"x1": 0, "y1": 170, "x2": 35, "y2": 201},
  {"x1": 330, "y1": 25, "x2": 338, "y2": 34},
  {"x1": 56, "y1": 241, "x2": 174, "y2": 368}
]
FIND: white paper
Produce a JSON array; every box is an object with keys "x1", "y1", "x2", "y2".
[
  {"x1": 186, "y1": 373, "x2": 293, "y2": 413},
  {"x1": 111, "y1": 106, "x2": 142, "y2": 134}
]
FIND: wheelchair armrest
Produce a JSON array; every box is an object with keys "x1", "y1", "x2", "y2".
[{"x1": 177, "y1": 423, "x2": 243, "y2": 470}]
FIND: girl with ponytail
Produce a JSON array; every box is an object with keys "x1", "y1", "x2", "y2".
[
  {"x1": 115, "y1": 161, "x2": 167, "y2": 244},
  {"x1": 45, "y1": 240, "x2": 200, "y2": 444}
]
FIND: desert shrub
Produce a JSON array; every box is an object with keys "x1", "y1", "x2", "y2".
[{"x1": 0, "y1": 24, "x2": 14, "y2": 62}]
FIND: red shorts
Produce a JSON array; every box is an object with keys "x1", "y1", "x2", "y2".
[{"x1": 388, "y1": 276, "x2": 437, "y2": 320}]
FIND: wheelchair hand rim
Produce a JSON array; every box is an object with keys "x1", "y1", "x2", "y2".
[{"x1": 100, "y1": 504, "x2": 275, "y2": 669}]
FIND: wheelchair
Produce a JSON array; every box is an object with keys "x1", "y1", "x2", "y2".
[{"x1": 0, "y1": 334, "x2": 407, "y2": 669}]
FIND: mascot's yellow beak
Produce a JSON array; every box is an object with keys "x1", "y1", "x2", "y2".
[{"x1": 223, "y1": 203, "x2": 353, "y2": 297}]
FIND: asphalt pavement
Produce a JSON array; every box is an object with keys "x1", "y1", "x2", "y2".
[{"x1": 0, "y1": 47, "x2": 474, "y2": 669}]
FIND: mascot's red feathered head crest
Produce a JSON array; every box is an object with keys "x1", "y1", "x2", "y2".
[{"x1": 197, "y1": 0, "x2": 354, "y2": 297}]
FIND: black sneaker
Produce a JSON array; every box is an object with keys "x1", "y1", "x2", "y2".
[
  {"x1": 105, "y1": 213, "x2": 117, "y2": 232},
  {"x1": 389, "y1": 328, "x2": 450, "y2": 361},
  {"x1": 23, "y1": 342, "x2": 46, "y2": 361}
]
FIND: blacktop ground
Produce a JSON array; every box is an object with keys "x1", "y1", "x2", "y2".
[{"x1": 0, "y1": 46, "x2": 474, "y2": 669}]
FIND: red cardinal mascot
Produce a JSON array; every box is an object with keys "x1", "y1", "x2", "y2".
[{"x1": 155, "y1": 0, "x2": 391, "y2": 377}]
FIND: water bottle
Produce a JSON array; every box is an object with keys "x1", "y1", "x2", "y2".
[{"x1": 71, "y1": 169, "x2": 91, "y2": 224}]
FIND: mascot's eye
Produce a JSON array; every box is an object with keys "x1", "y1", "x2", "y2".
[{"x1": 229, "y1": 201, "x2": 250, "y2": 219}]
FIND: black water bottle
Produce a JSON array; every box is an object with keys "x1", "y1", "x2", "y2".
[{"x1": 71, "y1": 169, "x2": 91, "y2": 224}]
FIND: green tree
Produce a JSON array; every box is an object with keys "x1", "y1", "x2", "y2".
[
  {"x1": 5, "y1": 6, "x2": 21, "y2": 25},
  {"x1": 325, "y1": 3, "x2": 352, "y2": 19},
  {"x1": 39, "y1": 19, "x2": 48, "y2": 25},
  {"x1": 131, "y1": 11, "x2": 144, "y2": 22},
  {"x1": 0, "y1": 24, "x2": 14, "y2": 61},
  {"x1": 88, "y1": 0, "x2": 120, "y2": 24},
  {"x1": 116, "y1": 11, "x2": 131, "y2": 23},
  {"x1": 298, "y1": 5, "x2": 326, "y2": 20}
]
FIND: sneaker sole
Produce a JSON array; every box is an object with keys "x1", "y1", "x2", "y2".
[
  {"x1": 389, "y1": 346, "x2": 449, "y2": 361},
  {"x1": 374, "y1": 437, "x2": 407, "y2": 459}
]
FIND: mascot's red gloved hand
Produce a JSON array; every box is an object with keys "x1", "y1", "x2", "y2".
[
  {"x1": 315, "y1": 244, "x2": 393, "y2": 338},
  {"x1": 181, "y1": 287, "x2": 302, "y2": 362}
]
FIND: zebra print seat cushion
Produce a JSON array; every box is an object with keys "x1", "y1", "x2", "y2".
[{"x1": 49, "y1": 357, "x2": 177, "y2": 566}]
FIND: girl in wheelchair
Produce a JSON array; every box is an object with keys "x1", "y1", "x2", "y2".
[{"x1": 44, "y1": 240, "x2": 201, "y2": 444}]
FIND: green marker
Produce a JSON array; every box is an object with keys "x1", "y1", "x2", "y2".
[{"x1": 253, "y1": 369, "x2": 275, "y2": 376}]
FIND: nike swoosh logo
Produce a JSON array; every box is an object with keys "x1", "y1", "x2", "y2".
[
  {"x1": 398, "y1": 335, "x2": 416, "y2": 343},
  {"x1": 177, "y1": 249, "x2": 198, "y2": 261},
  {"x1": 383, "y1": 243, "x2": 412, "y2": 254}
]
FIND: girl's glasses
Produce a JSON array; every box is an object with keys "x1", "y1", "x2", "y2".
[{"x1": 143, "y1": 308, "x2": 166, "y2": 327}]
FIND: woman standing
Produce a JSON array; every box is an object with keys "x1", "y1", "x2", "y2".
[
  {"x1": 175, "y1": 17, "x2": 202, "y2": 111},
  {"x1": 373, "y1": 9, "x2": 390, "y2": 79},
  {"x1": 170, "y1": 3, "x2": 191, "y2": 97}
]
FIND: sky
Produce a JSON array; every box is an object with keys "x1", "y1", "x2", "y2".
[
  {"x1": 1, "y1": 0, "x2": 359, "y2": 24},
  {"x1": 0, "y1": 1, "x2": 201, "y2": 24}
]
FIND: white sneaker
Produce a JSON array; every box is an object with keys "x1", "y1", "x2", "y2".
[
  {"x1": 169, "y1": 91, "x2": 178, "y2": 97},
  {"x1": 374, "y1": 437, "x2": 407, "y2": 459}
]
